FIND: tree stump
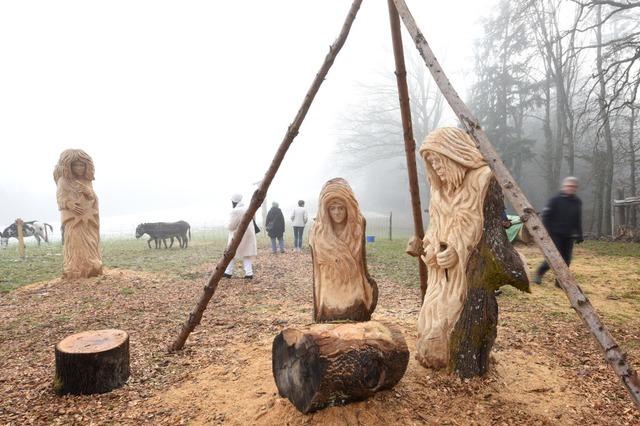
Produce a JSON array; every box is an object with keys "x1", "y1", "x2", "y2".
[
  {"x1": 272, "y1": 321, "x2": 409, "y2": 413},
  {"x1": 54, "y1": 329, "x2": 130, "y2": 395}
]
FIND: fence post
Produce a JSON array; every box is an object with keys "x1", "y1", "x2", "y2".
[
  {"x1": 16, "y1": 218, "x2": 25, "y2": 258},
  {"x1": 389, "y1": 212, "x2": 393, "y2": 241}
]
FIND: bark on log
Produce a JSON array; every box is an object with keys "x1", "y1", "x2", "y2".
[
  {"x1": 272, "y1": 321, "x2": 409, "y2": 413},
  {"x1": 54, "y1": 329, "x2": 130, "y2": 395},
  {"x1": 392, "y1": 0, "x2": 640, "y2": 408}
]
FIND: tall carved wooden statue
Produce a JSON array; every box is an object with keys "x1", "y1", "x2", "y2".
[
  {"x1": 54, "y1": 149, "x2": 102, "y2": 279},
  {"x1": 415, "y1": 128, "x2": 529, "y2": 378},
  {"x1": 309, "y1": 178, "x2": 378, "y2": 322}
]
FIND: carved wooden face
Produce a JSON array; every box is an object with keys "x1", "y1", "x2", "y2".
[
  {"x1": 426, "y1": 152, "x2": 446, "y2": 182},
  {"x1": 71, "y1": 160, "x2": 87, "y2": 178},
  {"x1": 328, "y1": 200, "x2": 347, "y2": 225}
]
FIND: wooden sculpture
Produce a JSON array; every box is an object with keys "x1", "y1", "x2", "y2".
[
  {"x1": 415, "y1": 128, "x2": 529, "y2": 378},
  {"x1": 309, "y1": 178, "x2": 378, "y2": 322},
  {"x1": 54, "y1": 149, "x2": 102, "y2": 279},
  {"x1": 272, "y1": 321, "x2": 409, "y2": 413}
]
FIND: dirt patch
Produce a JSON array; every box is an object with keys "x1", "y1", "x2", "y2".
[{"x1": 1, "y1": 245, "x2": 639, "y2": 424}]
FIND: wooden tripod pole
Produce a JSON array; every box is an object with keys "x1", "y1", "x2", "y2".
[
  {"x1": 169, "y1": 0, "x2": 364, "y2": 352},
  {"x1": 392, "y1": 0, "x2": 640, "y2": 408},
  {"x1": 387, "y1": 0, "x2": 428, "y2": 300}
]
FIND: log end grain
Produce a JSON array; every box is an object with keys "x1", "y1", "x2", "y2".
[{"x1": 54, "y1": 329, "x2": 130, "y2": 395}]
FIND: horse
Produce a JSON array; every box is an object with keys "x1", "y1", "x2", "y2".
[{"x1": 1, "y1": 221, "x2": 53, "y2": 247}]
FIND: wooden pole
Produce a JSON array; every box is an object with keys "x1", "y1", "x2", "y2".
[
  {"x1": 169, "y1": 0, "x2": 364, "y2": 352},
  {"x1": 392, "y1": 0, "x2": 640, "y2": 407},
  {"x1": 15, "y1": 218, "x2": 25, "y2": 258},
  {"x1": 387, "y1": 0, "x2": 428, "y2": 299},
  {"x1": 389, "y1": 211, "x2": 392, "y2": 241}
]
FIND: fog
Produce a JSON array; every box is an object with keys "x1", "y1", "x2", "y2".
[{"x1": 0, "y1": 1, "x2": 487, "y2": 235}]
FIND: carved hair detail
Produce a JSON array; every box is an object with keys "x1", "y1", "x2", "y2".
[
  {"x1": 310, "y1": 178, "x2": 364, "y2": 276},
  {"x1": 419, "y1": 128, "x2": 486, "y2": 193},
  {"x1": 53, "y1": 149, "x2": 95, "y2": 184}
]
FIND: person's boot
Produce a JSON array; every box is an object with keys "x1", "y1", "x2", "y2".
[
  {"x1": 223, "y1": 273, "x2": 232, "y2": 278},
  {"x1": 244, "y1": 275, "x2": 253, "y2": 280},
  {"x1": 532, "y1": 273, "x2": 542, "y2": 285}
]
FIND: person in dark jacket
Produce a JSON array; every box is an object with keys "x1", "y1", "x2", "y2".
[
  {"x1": 534, "y1": 177, "x2": 583, "y2": 285},
  {"x1": 266, "y1": 202, "x2": 286, "y2": 254}
]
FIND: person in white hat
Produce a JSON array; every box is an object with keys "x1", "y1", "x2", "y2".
[{"x1": 224, "y1": 193, "x2": 257, "y2": 279}]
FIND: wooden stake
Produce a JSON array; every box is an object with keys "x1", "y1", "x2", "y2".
[
  {"x1": 387, "y1": 0, "x2": 428, "y2": 299},
  {"x1": 15, "y1": 218, "x2": 25, "y2": 258},
  {"x1": 169, "y1": 0, "x2": 364, "y2": 352},
  {"x1": 392, "y1": 0, "x2": 640, "y2": 407}
]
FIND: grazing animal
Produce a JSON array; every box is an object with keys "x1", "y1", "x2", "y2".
[
  {"x1": 1, "y1": 221, "x2": 53, "y2": 247},
  {"x1": 135, "y1": 221, "x2": 191, "y2": 249}
]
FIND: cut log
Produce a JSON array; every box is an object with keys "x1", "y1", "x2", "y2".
[
  {"x1": 272, "y1": 321, "x2": 409, "y2": 413},
  {"x1": 54, "y1": 329, "x2": 130, "y2": 395}
]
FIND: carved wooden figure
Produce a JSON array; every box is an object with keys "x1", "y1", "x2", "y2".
[
  {"x1": 415, "y1": 128, "x2": 529, "y2": 378},
  {"x1": 309, "y1": 178, "x2": 378, "y2": 322},
  {"x1": 54, "y1": 149, "x2": 102, "y2": 279}
]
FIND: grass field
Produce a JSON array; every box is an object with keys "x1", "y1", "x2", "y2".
[
  {"x1": 1, "y1": 236, "x2": 639, "y2": 424},
  {"x1": 2, "y1": 236, "x2": 638, "y2": 293},
  {"x1": 0, "y1": 234, "x2": 229, "y2": 293}
]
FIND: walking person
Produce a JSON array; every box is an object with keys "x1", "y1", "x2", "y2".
[
  {"x1": 291, "y1": 200, "x2": 308, "y2": 252},
  {"x1": 224, "y1": 193, "x2": 257, "y2": 280},
  {"x1": 266, "y1": 202, "x2": 285, "y2": 253},
  {"x1": 533, "y1": 177, "x2": 584, "y2": 286}
]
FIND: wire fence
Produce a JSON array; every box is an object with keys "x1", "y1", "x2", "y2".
[{"x1": 1, "y1": 213, "x2": 414, "y2": 248}]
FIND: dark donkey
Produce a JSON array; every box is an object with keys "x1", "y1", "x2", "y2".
[{"x1": 135, "y1": 221, "x2": 191, "y2": 249}]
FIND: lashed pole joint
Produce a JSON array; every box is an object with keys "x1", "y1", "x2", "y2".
[
  {"x1": 392, "y1": 0, "x2": 640, "y2": 408},
  {"x1": 169, "y1": 0, "x2": 364, "y2": 352}
]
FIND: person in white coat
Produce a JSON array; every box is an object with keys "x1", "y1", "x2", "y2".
[
  {"x1": 291, "y1": 199, "x2": 308, "y2": 252},
  {"x1": 224, "y1": 193, "x2": 257, "y2": 279}
]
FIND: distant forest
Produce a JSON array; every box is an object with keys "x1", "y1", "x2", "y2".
[{"x1": 335, "y1": 0, "x2": 639, "y2": 237}]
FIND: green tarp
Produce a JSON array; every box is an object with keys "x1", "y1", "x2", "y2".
[{"x1": 506, "y1": 214, "x2": 523, "y2": 243}]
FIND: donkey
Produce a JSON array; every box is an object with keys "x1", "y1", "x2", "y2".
[{"x1": 135, "y1": 221, "x2": 191, "y2": 249}]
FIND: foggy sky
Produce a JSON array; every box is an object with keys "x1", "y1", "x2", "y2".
[{"x1": 0, "y1": 0, "x2": 487, "y2": 231}]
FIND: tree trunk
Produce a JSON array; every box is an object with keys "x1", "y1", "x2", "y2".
[
  {"x1": 553, "y1": 59, "x2": 565, "y2": 185},
  {"x1": 544, "y1": 77, "x2": 556, "y2": 195},
  {"x1": 594, "y1": 150, "x2": 606, "y2": 237},
  {"x1": 272, "y1": 321, "x2": 409, "y2": 413},
  {"x1": 54, "y1": 329, "x2": 130, "y2": 395},
  {"x1": 452, "y1": 179, "x2": 529, "y2": 378},
  {"x1": 596, "y1": 5, "x2": 615, "y2": 236},
  {"x1": 630, "y1": 106, "x2": 637, "y2": 228}
]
